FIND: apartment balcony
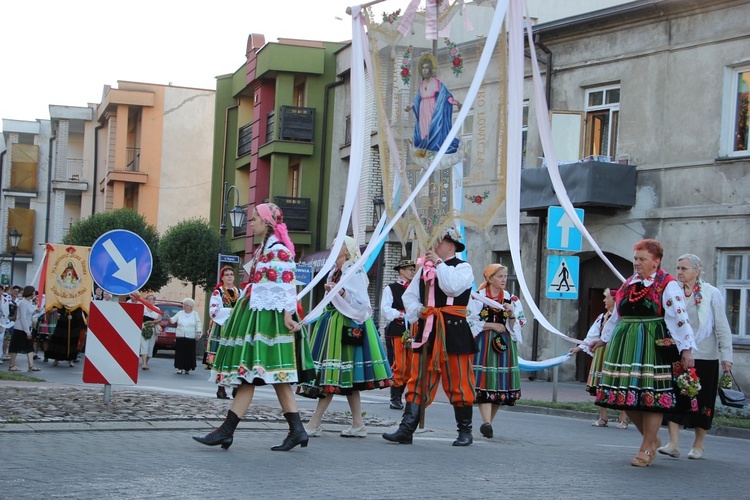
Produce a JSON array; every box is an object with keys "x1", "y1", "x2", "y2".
[
  {"x1": 126, "y1": 147, "x2": 140, "y2": 171},
  {"x1": 52, "y1": 159, "x2": 88, "y2": 193},
  {"x1": 258, "y1": 107, "x2": 315, "y2": 158},
  {"x1": 274, "y1": 196, "x2": 310, "y2": 232},
  {"x1": 520, "y1": 161, "x2": 636, "y2": 215}
]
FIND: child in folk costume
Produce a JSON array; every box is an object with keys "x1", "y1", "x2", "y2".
[
  {"x1": 298, "y1": 236, "x2": 392, "y2": 438},
  {"x1": 469, "y1": 264, "x2": 527, "y2": 439},
  {"x1": 569, "y1": 288, "x2": 628, "y2": 428},
  {"x1": 204, "y1": 265, "x2": 241, "y2": 399},
  {"x1": 194, "y1": 203, "x2": 315, "y2": 452}
]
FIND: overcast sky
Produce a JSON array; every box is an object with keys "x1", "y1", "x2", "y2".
[{"x1": 0, "y1": 0, "x2": 402, "y2": 123}]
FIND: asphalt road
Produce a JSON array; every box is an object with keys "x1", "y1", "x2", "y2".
[{"x1": 3, "y1": 352, "x2": 749, "y2": 499}]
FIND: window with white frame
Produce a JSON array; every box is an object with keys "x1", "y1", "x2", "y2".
[
  {"x1": 718, "y1": 251, "x2": 750, "y2": 338},
  {"x1": 726, "y1": 65, "x2": 749, "y2": 156},
  {"x1": 584, "y1": 85, "x2": 619, "y2": 161}
]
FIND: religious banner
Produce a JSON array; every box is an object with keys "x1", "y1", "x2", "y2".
[
  {"x1": 43, "y1": 244, "x2": 93, "y2": 314},
  {"x1": 365, "y1": 0, "x2": 508, "y2": 250}
]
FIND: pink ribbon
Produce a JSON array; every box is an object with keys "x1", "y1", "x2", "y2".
[
  {"x1": 398, "y1": 0, "x2": 421, "y2": 37},
  {"x1": 412, "y1": 257, "x2": 436, "y2": 349}
]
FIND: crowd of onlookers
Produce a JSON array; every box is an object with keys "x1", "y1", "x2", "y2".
[{"x1": 0, "y1": 284, "x2": 120, "y2": 371}]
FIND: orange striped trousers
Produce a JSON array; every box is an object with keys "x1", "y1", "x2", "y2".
[
  {"x1": 391, "y1": 337, "x2": 413, "y2": 387},
  {"x1": 405, "y1": 347, "x2": 476, "y2": 408}
]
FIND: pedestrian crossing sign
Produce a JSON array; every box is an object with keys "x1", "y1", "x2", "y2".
[{"x1": 546, "y1": 255, "x2": 579, "y2": 300}]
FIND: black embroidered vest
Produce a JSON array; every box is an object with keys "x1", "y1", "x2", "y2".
[{"x1": 385, "y1": 282, "x2": 408, "y2": 338}]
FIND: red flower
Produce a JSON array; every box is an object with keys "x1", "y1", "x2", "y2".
[
  {"x1": 277, "y1": 250, "x2": 290, "y2": 262},
  {"x1": 616, "y1": 392, "x2": 626, "y2": 405},
  {"x1": 511, "y1": 296, "x2": 518, "y2": 302},
  {"x1": 658, "y1": 393, "x2": 673, "y2": 408},
  {"x1": 642, "y1": 392, "x2": 655, "y2": 407},
  {"x1": 253, "y1": 271, "x2": 263, "y2": 283},
  {"x1": 237, "y1": 365, "x2": 248, "y2": 376},
  {"x1": 401, "y1": 67, "x2": 409, "y2": 77},
  {"x1": 281, "y1": 270, "x2": 295, "y2": 283},
  {"x1": 266, "y1": 268, "x2": 279, "y2": 281},
  {"x1": 474, "y1": 195, "x2": 483, "y2": 204},
  {"x1": 673, "y1": 361, "x2": 684, "y2": 376},
  {"x1": 453, "y1": 57, "x2": 462, "y2": 67}
]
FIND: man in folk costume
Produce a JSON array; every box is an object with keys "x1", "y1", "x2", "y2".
[
  {"x1": 383, "y1": 228, "x2": 477, "y2": 446},
  {"x1": 381, "y1": 259, "x2": 417, "y2": 410}
]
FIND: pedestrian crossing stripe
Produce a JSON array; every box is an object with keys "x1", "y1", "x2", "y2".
[{"x1": 546, "y1": 255, "x2": 579, "y2": 300}]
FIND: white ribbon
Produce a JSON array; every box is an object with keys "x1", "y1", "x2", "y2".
[{"x1": 303, "y1": 0, "x2": 509, "y2": 323}]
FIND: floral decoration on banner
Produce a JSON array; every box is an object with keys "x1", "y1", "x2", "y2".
[
  {"x1": 676, "y1": 366, "x2": 702, "y2": 398},
  {"x1": 400, "y1": 46, "x2": 413, "y2": 86},
  {"x1": 445, "y1": 38, "x2": 463, "y2": 77},
  {"x1": 382, "y1": 9, "x2": 401, "y2": 24},
  {"x1": 465, "y1": 190, "x2": 490, "y2": 204},
  {"x1": 420, "y1": 213, "x2": 440, "y2": 229}
]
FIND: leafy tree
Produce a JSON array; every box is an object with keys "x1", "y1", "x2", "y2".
[
  {"x1": 158, "y1": 218, "x2": 221, "y2": 299},
  {"x1": 65, "y1": 208, "x2": 169, "y2": 292}
]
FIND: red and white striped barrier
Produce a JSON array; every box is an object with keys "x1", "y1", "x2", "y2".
[{"x1": 83, "y1": 302, "x2": 142, "y2": 385}]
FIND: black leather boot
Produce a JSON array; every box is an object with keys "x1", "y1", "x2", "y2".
[
  {"x1": 271, "y1": 412, "x2": 309, "y2": 451},
  {"x1": 216, "y1": 386, "x2": 230, "y2": 399},
  {"x1": 390, "y1": 385, "x2": 405, "y2": 410},
  {"x1": 382, "y1": 402, "x2": 420, "y2": 444},
  {"x1": 452, "y1": 405, "x2": 473, "y2": 446},
  {"x1": 192, "y1": 410, "x2": 240, "y2": 450}
]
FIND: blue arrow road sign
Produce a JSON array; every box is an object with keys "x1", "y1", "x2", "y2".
[
  {"x1": 89, "y1": 230, "x2": 153, "y2": 295},
  {"x1": 546, "y1": 255, "x2": 579, "y2": 300},
  {"x1": 547, "y1": 206, "x2": 585, "y2": 252}
]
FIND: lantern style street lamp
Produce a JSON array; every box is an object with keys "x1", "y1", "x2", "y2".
[{"x1": 8, "y1": 228, "x2": 22, "y2": 286}]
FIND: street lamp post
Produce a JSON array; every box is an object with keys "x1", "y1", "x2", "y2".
[
  {"x1": 8, "y1": 228, "x2": 21, "y2": 286},
  {"x1": 372, "y1": 196, "x2": 386, "y2": 327},
  {"x1": 219, "y1": 182, "x2": 247, "y2": 253},
  {"x1": 218, "y1": 182, "x2": 247, "y2": 279}
]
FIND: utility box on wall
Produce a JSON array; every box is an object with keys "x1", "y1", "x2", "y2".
[{"x1": 520, "y1": 161, "x2": 637, "y2": 214}]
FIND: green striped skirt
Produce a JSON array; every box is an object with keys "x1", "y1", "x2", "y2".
[
  {"x1": 210, "y1": 297, "x2": 315, "y2": 387},
  {"x1": 595, "y1": 316, "x2": 686, "y2": 413},
  {"x1": 472, "y1": 330, "x2": 520, "y2": 405},
  {"x1": 297, "y1": 307, "x2": 392, "y2": 398}
]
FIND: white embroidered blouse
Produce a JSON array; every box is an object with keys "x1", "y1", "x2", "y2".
[
  {"x1": 601, "y1": 274, "x2": 696, "y2": 353},
  {"x1": 468, "y1": 289, "x2": 527, "y2": 344},
  {"x1": 246, "y1": 235, "x2": 298, "y2": 313}
]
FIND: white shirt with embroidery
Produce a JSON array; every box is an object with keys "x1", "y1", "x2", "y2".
[
  {"x1": 468, "y1": 289, "x2": 527, "y2": 344},
  {"x1": 601, "y1": 274, "x2": 696, "y2": 352},
  {"x1": 209, "y1": 286, "x2": 240, "y2": 326},
  {"x1": 247, "y1": 235, "x2": 298, "y2": 313}
]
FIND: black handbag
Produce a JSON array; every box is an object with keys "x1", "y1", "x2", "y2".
[
  {"x1": 718, "y1": 371, "x2": 748, "y2": 408},
  {"x1": 341, "y1": 321, "x2": 365, "y2": 346}
]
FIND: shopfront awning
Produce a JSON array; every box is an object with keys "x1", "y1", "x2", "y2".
[{"x1": 299, "y1": 245, "x2": 376, "y2": 278}]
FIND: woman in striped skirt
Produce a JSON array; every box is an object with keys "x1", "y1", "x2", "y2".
[
  {"x1": 589, "y1": 239, "x2": 697, "y2": 467},
  {"x1": 470, "y1": 264, "x2": 527, "y2": 439},
  {"x1": 297, "y1": 236, "x2": 392, "y2": 438}
]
